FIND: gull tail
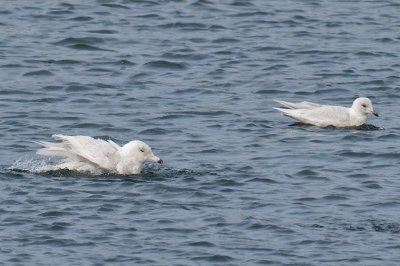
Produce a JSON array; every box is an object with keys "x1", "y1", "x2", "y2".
[
  {"x1": 34, "y1": 140, "x2": 71, "y2": 158},
  {"x1": 273, "y1": 107, "x2": 296, "y2": 117}
]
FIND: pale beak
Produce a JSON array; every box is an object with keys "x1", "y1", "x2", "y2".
[{"x1": 148, "y1": 156, "x2": 163, "y2": 164}]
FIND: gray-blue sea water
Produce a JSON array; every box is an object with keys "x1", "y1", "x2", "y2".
[{"x1": 1, "y1": 0, "x2": 400, "y2": 265}]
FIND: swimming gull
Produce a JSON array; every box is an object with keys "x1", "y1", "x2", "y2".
[
  {"x1": 274, "y1": 97, "x2": 378, "y2": 127},
  {"x1": 35, "y1": 134, "x2": 163, "y2": 174}
]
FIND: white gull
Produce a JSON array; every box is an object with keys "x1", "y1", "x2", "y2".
[
  {"x1": 274, "y1": 97, "x2": 378, "y2": 127},
  {"x1": 35, "y1": 134, "x2": 163, "y2": 174}
]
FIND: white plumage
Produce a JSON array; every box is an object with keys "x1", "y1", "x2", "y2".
[
  {"x1": 274, "y1": 97, "x2": 378, "y2": 127},
  {"x1": 35, "y1": 135, "x2": 162, "y2": 174}
]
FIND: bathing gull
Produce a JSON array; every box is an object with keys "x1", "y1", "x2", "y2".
[{"x1": 35, "y1": 134, "x2": 163, "y2": 174}]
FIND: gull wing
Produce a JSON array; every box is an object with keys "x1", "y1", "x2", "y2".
[
  {"x1": 274, "y1": 99, "x2": 322, "y2": 110},
  {"x1": 107, "y1": 139, "x2": 122, "y2": 151},
  {"x1": 274, "y1": 106, "x2": 350, "y2": 127},
  {"x1": 36, "y1": 135, "x2": 119, "y2": 170}
]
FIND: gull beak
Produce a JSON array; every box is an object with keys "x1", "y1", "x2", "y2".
[
  {"x1": 368, "y1": 107, "x2": 379, "y2": 117},
  {"x1": 149, "y1": 156, "x2": 163, "y2": 164}
]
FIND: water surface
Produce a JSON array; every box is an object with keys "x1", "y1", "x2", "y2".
[{"x1": 1, "y1": 0, "x2": 400, "y2": 265}]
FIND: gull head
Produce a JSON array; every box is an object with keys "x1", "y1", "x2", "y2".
[
  {"x1": 121, "y1": 140, "x2": 163, "y2": 164},
  {"x1": 352, "y1": 97, "x2": 378, "y2": 117}
]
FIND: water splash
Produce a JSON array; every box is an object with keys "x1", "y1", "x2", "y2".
[
  {"x1": 8, "y1": 155, "x2": 53, "y2": 173},
  {"x1": 8, "y1": 156, "x2": 199, "y2": 180}
]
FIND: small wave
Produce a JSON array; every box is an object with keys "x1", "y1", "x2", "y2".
[
  {"x1": 139, "y1": 128, "x2": 180, "y2": 135},
  {"x1": 370, "y1": 220, "x2": 400, "y2": 233},
  {"x1": 355, "y1": 51, "x2": 377, "y2": 57},
  {"x1": 245, "y1": 177, "x2": 278, "y2": 184},
  {"x1": 295, "y1": 169, "x2": 318, "y2": 177},
  {"x1": 158, "y1": 22, "x2": 224, "y2": 31},
  {"x1": 54, "y1": 59, "x2": 82, "y2": 65},
  {"x1": 263, "y1": 64, "x2": 289, "y2": 71},
  {"x1": 295, "y1": 197, "x2": 318, "y2": 202},
  {"x1": 255, "y1": 45, "x2": 289, "y2": 52},
  {"x1": 212, "y1": 37, "x2": 240, "y2": 43},
  {"x1": 336, "y1": 150, "x2": 373, "y2": 158},
  {"x1": 374, "y1": 37, "x2": 394, "y2": 43},
  {"x1": 114, "y1": 59, "x2": 136, "y2": 66},
  {"x1": 86, "y1": 68, "x2": 116, "y2": 73},
  {"x1": 54, "y1": 37, "x2": 105, "y2": 45},
  {"x1": 361, "y1": 181, "x2": 382, "y2": 189},
  {"x1": 69, "y1": 16, "x2": 93, "y2": 21},
  {"x1": 186, "y1": 241, "x2": 216, "y2": 247},
  {"x1": 135, "y1": 13, "x2": 162, "y2": 19},
  {"x1": 0, "y1": 89, "x2": 35, "y2": 96},
  {"x1": 191, "y1": 254, "x2": 234, "y2": 263},
  {"x1": 233, "y1": 11, "x2": 274, "y2": 17},
  {"x1": 53, "y1": 37, "x2": 114, "y2": 51},
  {"x1": 313, "y1": 88, "x2": 351, "y2": 95},
  {"x1": 47, "y1": 8, "x2": 73, "y2": 15},
  {"x1": 1, "y1": 63, "x2": 25, "y2": 68},
  {"x1": 68, "y1": 44, "x2": 113, "y2": 51},
  {"x1": 376, "y1": 152, "x2": 400, "y2": 159},
  {"x1": 23, "y1": 70, "x2": 54, "y2": 76},
  {"x1": 101, "y1": 3, "x2": 129, "y2": 9},
  {"x1": 65, "y1": 84, "x2": 93, "y2": 92},
  {"x1": 161, "y1": 52, "x2": 208, "y2": 61},
  {"x1": 322, "y1": 194, "x2": 349, "y2": 201},
  {"x1": 86, "y1": 29, "x2": 118, "y2": 34},
  {"x1": 255, "y1": 89, "x2": 287, "y2": 94},
  {"x1": 144, "y1": 60, "x2": 187, "y2": 70},
  {"x1": 62, "y1": 122, "x2": 113, "y2": 130}
]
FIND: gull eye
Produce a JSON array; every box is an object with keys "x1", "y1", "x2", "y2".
[
  {"x1": 361, "y1": 104, "x2": 367, "y2": 108},
  {"x1": 139, "y1": 148, "x2": 145, "y2": 153}
]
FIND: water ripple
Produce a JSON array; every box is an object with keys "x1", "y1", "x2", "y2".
[
  {"x1": 144, "y1": 60, "x2": 188, "y2": 70},
  {"x1": 1, "y1": 0, "x2": 400, "y2": 265}
]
